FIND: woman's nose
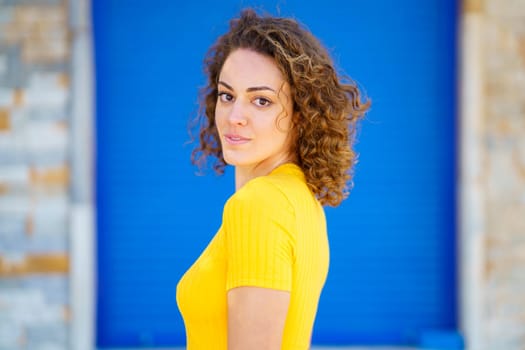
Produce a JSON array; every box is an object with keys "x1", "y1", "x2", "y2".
[{"x1": 228, "y1": 101, "x2": 248, "y2": 126}]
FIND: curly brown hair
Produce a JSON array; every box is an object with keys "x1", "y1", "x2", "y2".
[{"x1": 191, "y1": 8, "x2": 370, "y2": 207}]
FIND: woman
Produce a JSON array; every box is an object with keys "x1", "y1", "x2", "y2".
[{"x1": 176, "y1": 8, "x2": 369, "y2": 350}]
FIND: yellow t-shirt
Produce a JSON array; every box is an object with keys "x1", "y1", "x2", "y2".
[{"x1": 176, "y1": 163, "x2": 329, "y2": 349}]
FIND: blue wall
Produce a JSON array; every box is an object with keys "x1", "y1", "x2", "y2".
[{"x1": 93, "y1": 0, "x2": 458, "y2": 346}]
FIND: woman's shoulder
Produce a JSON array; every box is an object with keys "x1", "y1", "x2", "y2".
[
  {"x1": 229, "y1": 175, "x2": 291, "y2": 209},
  {"x1": 228, "y1": 164, "x2": 311, "y2": 211}
]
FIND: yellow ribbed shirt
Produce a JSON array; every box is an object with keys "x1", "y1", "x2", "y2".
[{"x1": 176, "y1": 163, "x2": 329, "y2": 349}]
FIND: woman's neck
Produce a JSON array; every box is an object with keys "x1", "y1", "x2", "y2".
[{"x1": 234, "y1": 154, "x2": 295, "y2": 191}]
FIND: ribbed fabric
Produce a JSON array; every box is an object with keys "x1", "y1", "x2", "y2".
[{"x1": 176, "y1": 163, "x2": 329, "y2": 350}]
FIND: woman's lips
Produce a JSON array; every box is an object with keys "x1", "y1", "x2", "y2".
[{"x1": 224, "y1": 134, "x2": 251, "y2": 145}]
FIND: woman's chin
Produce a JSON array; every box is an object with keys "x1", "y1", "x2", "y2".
[
  {"x1": 222, "y1": 152, "x2": 244, "y2": 166},
  {"x1": 223, "y1": 156, "x2": 255, "y2": 168}
]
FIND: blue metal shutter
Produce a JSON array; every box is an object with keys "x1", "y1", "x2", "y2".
[{"x1": 94, "y1": 0, "x2": 458, "y2": 346}]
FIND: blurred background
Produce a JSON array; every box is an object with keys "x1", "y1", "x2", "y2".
[{"x1": 0, "y1": 0, "x2": 524, "y2": 349}]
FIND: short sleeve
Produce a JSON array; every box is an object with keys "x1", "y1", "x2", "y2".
[{"x1": 224, "y1": 178, "x2": 296, "y2": 292}]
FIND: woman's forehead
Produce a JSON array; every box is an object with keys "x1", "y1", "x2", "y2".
[{"x1": 219, "y1": 49, "x2": 289, "y2": 92}]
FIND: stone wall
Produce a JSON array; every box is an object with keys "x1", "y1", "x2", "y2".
[
  {"x1": 471, "y1": 0, "x2": 525, "y2": 349},
  {"x1": 0, "y1": 1, "x2": 71, "y2": 349},
  {"x1": 1, "y1": 0, "x2": 524, "y2": 349}
]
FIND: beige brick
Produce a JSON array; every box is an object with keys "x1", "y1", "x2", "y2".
[
  {"x1": 13, "y1": 5, "x2": 67, "y2": 25},
  {"x1": 13, "y1": 89, "x2": 24, "y2": 107},
  {"x1": 57, "y1": 73, "x2": 69, "y2": 88},
  {"x1": 2, "y1": 5, "x2": 69, "y2": 63},
  {"x1": 29, "y1": 165, "x2": 69, "y2": 188},
  {"x1": 0, "y1": 108, "x2": 10, "y2": 130},
  {"x1": 519, "y1": 35, "x2": 525, "y2": 64},
  {"x1": 22, "y1": 33, "x2": 69, "y2": 64},
  {"x1": 464, "y1": 0, "x2": 483, "y2": 13},
  {"x1": 0, "y1": 254, "x2": 69, "y2": 276},
  {"x1": 25, "y1": 213, "x2": 34, "y2": 235}
]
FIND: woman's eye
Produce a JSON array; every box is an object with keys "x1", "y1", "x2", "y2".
[
  {"x1": 218, "y1": 92, "x2": 233, "y2": 103},
  {"x1": 254, "y1": 97, "x2": 272, "y2": 107}
]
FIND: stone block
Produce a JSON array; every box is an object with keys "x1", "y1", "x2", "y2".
[
  {"x1": 486, "y1": 138, "x2": 524, "y2": 201},
  {"x1": 0, "y1": 164, "x2": 29, "y2": 186},
  {"x1": 26, "y1": 322, "x2": 67, "y2": 349},
  {"x1": 20, "y1": 275, "x2": 68, "y2": 304},
  {"x1": 0, "y1": 44, "x2": 26, "y2": 88},
  {"x1": 26, "y1": 72, "x2": 68, "y2": 108},
  {"x1": 0, "y1": 54, "x2": 7, "y2": 75},
  {"x1": 0, "y1": 133, "x2": 26, "y2": 165},
  {"x1": 26, "y1": 106, "x2": 67, "y2": 121},
  {"x1": 0, "y1": 224, "x2": 68, "y2": 253},
  {"x1": 0, "y1": 194, "x2": 30, "y2": 215},
  {"x1": 0, "y1": 320, "x2": 24, "y2": 349},
  {"x1": 0, "y1": 5, "x2": 13, "y2": 25},
  {"x1": 0, "y1": 214, "x2": 25, "y2": 235},
  {"x1": 23, "y1": 235, "x2": 66, "y2": 254},
  {"x1": 0, "y1": 88, "x2": 13, "y2": 106},
  {"x1": 30, "y1": 193, "x2": 68, "y2": 235},
  {"x1": 23, "y1": 120, "x2": 68, "y2": 164}
]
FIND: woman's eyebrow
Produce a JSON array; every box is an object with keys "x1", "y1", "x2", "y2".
[
  {"x1": 218, "y1": 80, "x2": 276, "y2": 93},
  {"x1": 246, "y1": 86, "x2": 276, "y2": 93},
  {"x1": 218, "y1": 81, "x2": 234, "y2": 90}
]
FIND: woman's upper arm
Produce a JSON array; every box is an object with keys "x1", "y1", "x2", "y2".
[
  {"x1": 227, "y1": 286, "x2": 290, "y2": 350},
  {"x1": 225, "y1": 180, "x2": 294, "y2": 348}
]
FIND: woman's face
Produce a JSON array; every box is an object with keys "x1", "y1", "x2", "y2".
[{"x1": 215, "y1": 48, "x2": 294, "y2": 171}]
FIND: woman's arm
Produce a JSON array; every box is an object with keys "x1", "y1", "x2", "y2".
[{"x1": 227, "y1": 286, "x2": 290, "y2": 350}]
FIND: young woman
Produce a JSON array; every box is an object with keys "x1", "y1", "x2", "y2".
[{"x1": 176, "y1": 8, "x2": 369, "y2": 350}]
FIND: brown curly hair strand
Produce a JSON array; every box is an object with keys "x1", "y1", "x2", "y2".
[{"x1": 191, "y1": 8, "x2": 370, "y2": 207}]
